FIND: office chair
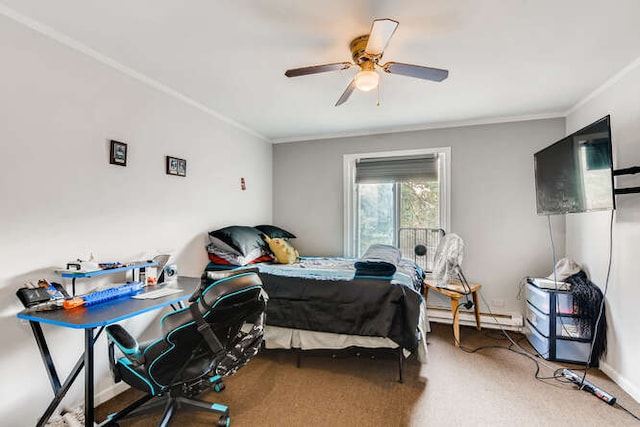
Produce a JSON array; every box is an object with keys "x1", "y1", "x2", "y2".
[{"x1": 104, "y1": 271, "x2": 266, "y2": 427}]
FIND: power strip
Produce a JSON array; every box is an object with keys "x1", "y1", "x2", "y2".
[{"x1": 562, "y1": 369, "x2": 617, "y2": 405}]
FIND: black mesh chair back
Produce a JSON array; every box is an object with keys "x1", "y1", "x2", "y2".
[{"x1": 105, "y1": 271, "x2": 265, "y2": 426}]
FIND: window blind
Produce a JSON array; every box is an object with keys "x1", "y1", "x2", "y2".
[{"x1": 355, "y1": 154, "x2": 438, "y2": 183}]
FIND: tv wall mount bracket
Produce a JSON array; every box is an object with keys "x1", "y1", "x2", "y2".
[{"x1": 613, "y1": 166, "x2": 640, "y2": 195}]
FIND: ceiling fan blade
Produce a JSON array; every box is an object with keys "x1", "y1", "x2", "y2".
[
  {"x1": 285, "y1": 62, "x2": 352, "y2": 77},
  {"x1": 335, "y1": 79, "x2": 357, "y2": 106},
  {"x1": 381, "y1": 62, "x2": 449, "y2": 82},
  {"x1": 365, "y1": 18, "x2": 399, "y2": 56}
]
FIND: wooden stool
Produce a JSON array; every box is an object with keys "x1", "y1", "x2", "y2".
[{"x1": 423, "y1": 280, "x2": 482, "y2": 347}]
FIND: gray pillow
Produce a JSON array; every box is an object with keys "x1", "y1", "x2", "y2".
[
  {"x1": 254, "y1": 224, "x2": 296, "y2": 239},
  {"x1": 208, "y1": 226, "x2": 267, "y2": 256}
]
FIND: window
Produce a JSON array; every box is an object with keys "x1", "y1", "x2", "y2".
[{"x1": 343, "y1": 148, "x2": 450, "y2": 258}]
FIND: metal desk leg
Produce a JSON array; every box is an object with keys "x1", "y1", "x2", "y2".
[
  {"x1": 29, "y1": 321, "x2": 61, "y2": 393},
  {"x1": 85, "y1": 328, "x2": 95, "y2": 427},
  {"x1": 31, "y1": 324, "x2": 103, "y2": 427},
  {"x1": 32, "y1": 319, "x2": 86, "y2": 427},
  {"x1": 37, "y1": 356, "x2": 85, "y2": 427}
]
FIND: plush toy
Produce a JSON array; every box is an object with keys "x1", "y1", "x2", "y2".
[{"x1": 264, "y1": 236, "x2": 299, "y2": 264}]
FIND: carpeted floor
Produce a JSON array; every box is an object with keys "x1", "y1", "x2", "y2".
[{"x1": 96, "y1": 323, "x2": 640, "y2": 426}]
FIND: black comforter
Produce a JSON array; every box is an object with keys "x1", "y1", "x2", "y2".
[{"x1": 205, "y1": 256, "x2": 424, "y2": 352}]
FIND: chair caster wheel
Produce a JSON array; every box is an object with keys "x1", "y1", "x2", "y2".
[
  {"x1": 214, "y1": 381, "x2": 226, "y2": 393},
  {"x1": 217, "y1": 415, "x2": 230, "y2": 426}
]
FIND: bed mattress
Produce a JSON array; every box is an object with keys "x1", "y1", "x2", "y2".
[
  {"x1": 262, "y1": 302, "x2": 430, "y2": 364},
  {"x1": 205, "y1": 256, "x2": 425, "y2": 352}
]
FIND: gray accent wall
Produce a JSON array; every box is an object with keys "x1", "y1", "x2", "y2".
[{"x1": 273, "y1": 118, "x2": 566, "y2": 314}]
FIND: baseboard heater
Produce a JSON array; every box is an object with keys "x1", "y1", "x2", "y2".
[{"x1": 427, "y1": 306, "x2": 523, "y2": 332}]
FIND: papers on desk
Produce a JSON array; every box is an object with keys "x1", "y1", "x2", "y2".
[{"x1": 131, "y1": 287, "x2": 183, "y2": 300}]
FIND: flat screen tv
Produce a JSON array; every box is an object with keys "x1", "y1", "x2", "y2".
[{"x1": 534, "y1": 115, "x2": 615, "y2": 215}]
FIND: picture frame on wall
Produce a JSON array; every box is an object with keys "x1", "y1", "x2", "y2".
[
  {"x1": 166, "y1": 156, "x2": 186, "y2": 177},
  {"x1": 110, "y1": 140, "x2": 127, "y2": 166}
]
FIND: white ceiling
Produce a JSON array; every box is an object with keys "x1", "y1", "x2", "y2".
[{"x1": 2, "y1": 0, "x2": 640, "y2": 142}]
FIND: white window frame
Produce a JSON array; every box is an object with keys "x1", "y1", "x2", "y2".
[{"x1": 343, "y1": 147, "x2": 451, "y2": 257}]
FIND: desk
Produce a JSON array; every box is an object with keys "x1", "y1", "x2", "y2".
[
  {"x1": 17, "y1": 277, "x2": 198, "y2": 427},
  {"x1": 423, "y1": 280, "x2": 482, "y2": 347}
]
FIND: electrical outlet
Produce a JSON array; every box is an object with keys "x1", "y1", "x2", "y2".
[{"x1": 492, "y1": 298, "x2": 504, "y2": 307}]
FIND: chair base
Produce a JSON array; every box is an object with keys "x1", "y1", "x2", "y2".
[{"x1": 100, "y1": 385, "x2": 230, "y2": 427}]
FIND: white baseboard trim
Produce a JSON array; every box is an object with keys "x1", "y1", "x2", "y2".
[
  {"x1": 599, "y1": 360, "x2": 640, "y2": 404},
  {"x1": 427, "y1": 306, "x2": 523, "y2": 332},
  {"x1": 59, "y1": 382, "x2": 130, "y2": 419}
]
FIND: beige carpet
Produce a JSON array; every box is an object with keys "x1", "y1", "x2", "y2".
[{"x1": 96, "y1": 323, "x2": 640, "y2": 426}]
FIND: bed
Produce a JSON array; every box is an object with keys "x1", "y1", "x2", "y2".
[{"x1": 203, "y1": 226, "x2": 429, "y2": 380}]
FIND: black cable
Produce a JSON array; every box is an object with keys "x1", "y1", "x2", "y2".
[
  {"x1": 455, "y1": 268, "x2": 474, "y2": 309},
  {"x1": 546, "y1": 213, "x2": 613, "y2": 379},
  {"x1": 546, "y1": 215, "x2": 558, "y2": 281},
  {"x1": 546, "y1": 215, "x2": 592, "y2": 367},
  {"x1": 545, "y1": 211, "x2": 640, "y2": 422},
  {"x1": 546, "y1": 215, "x2": 574, "y2": 350},
  {"x1": 482, "y1": 329, "x2": 513, "y2": 341},
  {"x1": 579, "y1": 210, "x2": 614, "y2": 378},
  {"x1": 545, "y1": 214, "x2": 597, "y2": 377},
  {"x1": 449, "y1": 300, "x2": 563, "y2": 383},
  {"x1": 442, "y1": 215, "x2": 640, "y2": 422},
  {"x1": 445, "y1": 274, "x2": 611, "y2": 390},
  {"x1": 616, "y1": 402, "x2": 640, "y2": 422}
]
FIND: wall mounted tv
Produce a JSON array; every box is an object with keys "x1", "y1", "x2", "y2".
[{"x1": 534, "y1": 115, "x2": 615, "y2": 215}]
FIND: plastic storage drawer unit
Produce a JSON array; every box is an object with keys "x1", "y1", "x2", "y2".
[
  {"x1": 526, "y1": 301, "x2": 591, "y2": 340},
  {"x1": 525, "y1": 320, "x2": 591, "y2": 364},
  {"x1": 526, "y1": 282, "x2": 574, "y2": 315},
  {"x1": 524, "y1": 320, "x2": 550, "y2": 358}
]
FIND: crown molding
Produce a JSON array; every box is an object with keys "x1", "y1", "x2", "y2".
[
  {"x1": 271, "y1": 112, "x2": 565, "y2": 144},
  {"x1": 565, "y1": 55, "x2": 640, "y2": 117}
]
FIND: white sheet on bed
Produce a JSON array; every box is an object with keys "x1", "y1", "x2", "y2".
[{"x1": 262, "y1": 303, "x2": 430, "y2": 364}]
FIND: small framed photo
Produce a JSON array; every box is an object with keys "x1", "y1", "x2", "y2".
[
  {"x1": 110, "y1": 140, "x2": 127, "y2": 166},
  {"x1": 166, "y1": 156, "x2": 186, "y2": 177}
]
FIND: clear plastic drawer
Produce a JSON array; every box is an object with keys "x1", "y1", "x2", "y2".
[{"x1": 526, "y1": 282, "x2": 574, "y2": 315}]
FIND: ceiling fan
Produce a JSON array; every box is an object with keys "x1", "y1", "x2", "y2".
[{"x1": 284, "y1": 18, "x2": 449, "y2": 106}]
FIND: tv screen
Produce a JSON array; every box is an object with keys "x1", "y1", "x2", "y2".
[{"x1": 534, "y1": 115, "x2": 615, "y2": 215}]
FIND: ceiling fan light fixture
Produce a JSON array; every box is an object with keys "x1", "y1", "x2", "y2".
[
  {"x1": 284, "y1": 18, "x2": 449, "y2": 106},
  {"x1": 354, "y1": 70, "x2": 379, "y2": 92}
]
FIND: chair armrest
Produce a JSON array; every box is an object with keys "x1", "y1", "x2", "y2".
[{"x1": 106, "y1": 324, "x2": 144, "y2": 365}]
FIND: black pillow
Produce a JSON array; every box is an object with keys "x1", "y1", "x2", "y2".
[
  {"x1": 209, "y1": 226, "x2": 267, "y2": 256},
  {"x1": 254, "y1": 224, "x2": 296, "y2": 239}
]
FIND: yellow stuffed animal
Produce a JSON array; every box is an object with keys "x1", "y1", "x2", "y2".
[{"x1": 264, "y1": 236, "x2": 299, "y2": 264}]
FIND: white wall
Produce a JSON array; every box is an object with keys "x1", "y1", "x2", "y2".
[
  {"x1": 565, "y1": 62, "x2": 640, "y2": 402},
  {"x1": 273, "y1": 119, "x2": 566, "y2": 314},
  {"x1": 0, "y1": 15, "x2": 272, "y2": 423}
]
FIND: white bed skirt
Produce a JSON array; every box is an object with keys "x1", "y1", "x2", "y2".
[{"x1": 262, "y1": 303, "x2": 430, "y2": 364}]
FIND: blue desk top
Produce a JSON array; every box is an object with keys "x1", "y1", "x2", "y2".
[{"x1": 17, "y1": 277, "x2": 199, "y2": 329}]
